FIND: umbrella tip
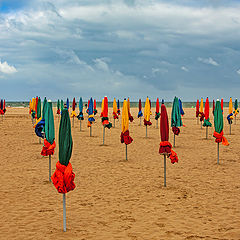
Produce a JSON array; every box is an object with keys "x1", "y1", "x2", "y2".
[
  {"x1": 217, "y1": 99, "x2": 220, "y2": 101},
  {"x1": 48, "y1": 99, "x2": 52, "y2": 102}
]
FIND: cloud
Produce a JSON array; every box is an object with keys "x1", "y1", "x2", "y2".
[
  {"x1": 0, "y1": 60, "x2": 17, "y2": 74},
  {"x1": 237, "y1": 69, "x2": 240, "y2": 75},
  {"x1": 197, "y1": 57, "x2": 219, "y2": 66},
  {"x1": 181, "y1": 66, "x2": 189, "y2": 72}
]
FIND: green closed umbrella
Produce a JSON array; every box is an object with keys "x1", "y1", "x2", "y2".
[
  {"x1": 42, "y1": 97, "x2": 47, "y2": 121},
  {"x1": 171, "y1": 97, "x2": 182, "y2": 147},
  {"x1": 61, "y1": 99, "x2": 64, "y2": 113},
  {"x1": 57, "y1": 99, "x2": 60, "y2": 114},
  {"x1": 59, "y1": 109, "x2": 72, "y2": 166},
  {"x1": 45, "y1": 101, "x2": 55, "y2": 145},
  {"x1": 51, "y1": 108, "x2": 75, "y2": 232},
  {"x1": 213, "y1": 100, "x2": 229, "y2": 164},
  {"x1": 37, "y1": 97, "x2": 41, "y2": 119},
  {"x1": 234, "y1": 98, "x2": 239, "y2": 124}
]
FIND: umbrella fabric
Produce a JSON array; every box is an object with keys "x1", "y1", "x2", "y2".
[
  {"x1": 144, "y1": 97, "x2": 152, "y2": 126},
  {"x1": 3, "y1": 99, "x2": 6, "y2": 114},
  {"x1": 41, "y1": 101, "x2": 56, "y2": 156},
  {"x1": 203, "y1": 97, "x2": 212, "y2": 127},
  {"x1": 51, "y1": 108, "x2": 75, "y2": 193},
  {"x1": 57, "y1": 99, "x2": 60, "y2": 114},
  {"x1": 117, "y1": 99, "x2": 120, "y2": 115},
  {"x1": 221, "y1": 99, "x2": 224, "y2": 112},
  {"x1": 212, "y1": 100, "x2": 215, "y2": 115},
  {"x1": 155, "y1": 98, "x2": 160, "y2": 120},
  {"x1": 120, "y1": 99, "x2": 133, "y2": 145},
  {"x1": 234, "y1": 99, "x2": 239, "y2": 116},
  {"x1": 100, "y1": 98, "x2": 104, "y2": 117},
  {"x1": 213, "y1": 100, "x2": 229, "y2": 146},
  {"x1": 138, "y1": 99, "x2": 143, "y2": 118},
  {"x1": 159, "y1": 103, "x2": 178, "y2": 164},
  {"x1": 0, "y1": 99, "x2": 4, "y2": 115},
  {"x1": 37, "y1": 97, "x2": 41, "y2": 119},
  {"x1": 71, "y1": 98, "x2": 77, "y2": 118},
  {"x1": 94, "y1": 99, "x2": 97, "y2": 115},
  {"x1": 66, "y1": 98, "x2": 69, "y2": 110},
  {"x1": 42, "y1": 97, "x2": 47, "y2": 121},
  {"x1": 113, "y1": 98, "x2": 118, "y2": 119},
  {"x1": 171, "y1": 97, "x2": 182, "y2": 135},
  {"x1": 179, "y1": 99, "x2": 184, "y2": 116},
  {"x1": 31, "y1": 98, "x2": 36, "y2": 119},
  {"x1": 101, "y1": 96, "x2": 112, "y2": 129},
  {"x1": 227, "y1": 98, "x2": 233, "y2": 124},
  {"x1": 35, "y1": 119, "x2": 45, "y2": 138},
  {"x1": 77, "y1": 97, "x2": 84, "y2": 120},
  {"x1": 127, "y1": 98, "x2": 134, "y2": 122},
  {"x1": 61, "y1": 100, "x2": 64, "y2": 113},
  {"x1": 196, "y1": 99, "x2": 200, "y2": 117},
  {"x1": 88, "y1": 97, "x2": 95, "y2": 127},
  {"x1": 35, "y1": 97, "x2": 38, "y2": 119},
  {"x1": 199, "y1": 98, "x2": 204, "y2": 121}
]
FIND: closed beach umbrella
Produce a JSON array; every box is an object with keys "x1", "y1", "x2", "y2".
[
  {"x1": 77, "y1": 97, "x2": 84, "y2": 120},
  {"x1": 127, "y1": 97, "x2": 134, "y2": 122},
  {"x1": 88, "y1": 98, "x2": 95, "y2": 135},
  {"x1": 138, "y1": 99, "x2": 143, "y2": 118},
  {"x1": 144, "y1": 97, "x2": 152, "y2": 137},
  {"x1": 227, "y1": 98, "x2": 233, "y2": 134},
  {"x1": 233, "y1": 98, "x2": 239, "y2": 124},
  {"x1": 94, "y1": 99, "x2": 97, "y2": 115},
  {"x1": 213, "y1": 100, "x2": 229, "y2": 164},
  {"x1": 42, "y1": 97, "x2": 47, "y2": 121},
  {"x1": 199, "y1": 98, "x2": 204, "y2": 124},
  {"x1": 121, "y1": 99, "x2": 133, "y2": 160},
  {"x1": 203, "y1": 97, "x2": 212, "y2": 139},
  {"x1": 66, "y1": 98, "x2": 69, "y2": 110},
  {"x1": 171, "y1": 97, "x2": 182, "y2": 146},
  {"x1": 57, "y1": 99, "x2": 60, "y2": 115},
  {"x1": 155, "y1": 98, "x2": 160, "y2": 121},
  {"x1": 113, "y1": 98, "x2": 118, "y2": 120},
  {"x1": 196, "y1": 99, "x2": 200, "y2": 118},
  {"x1": 117, "y1": 99, "x2": 120, "y2": 115},
  {"x1": 159, "y1": 103, "x2": 178, "y2": 187},
  {"x1": 70, "y1": 98, "x2": 77, "y2": 128},
  {"x1": 37, "y1": 97, "x2": 41, "y2": 120},
  {"x1": 51, "y1": 108, "x2": 75, "y2": 232},
  {"x1": 179, "y1": 98, "x2": 184, "y2": 116},
  {"x1": 221, "y1": 98, "x2": 224, "y2": 112},
  {"x1": 61, "y1": 100, "x2": 64, "y2": 113},
  {"x1": 35, "y1": 97, "x2": 38, "y2": 119}
]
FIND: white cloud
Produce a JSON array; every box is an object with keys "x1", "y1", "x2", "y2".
[
  {"x1": 0, "y1": 61, "x2": 17, "y2": 74},
  {"x1": 237, "y1": 69, "x2": 240, "y2": 75},
  {"x1": 198, "y1": 57, "x2": 219, "y2": 66},
  {"x1": 181, "y1": 66, "x2": 189, "y2": 72},
  {"x1": 93, "y1": 58, "x2": 110, "y2": 72}
]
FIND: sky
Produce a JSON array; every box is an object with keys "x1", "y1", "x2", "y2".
[{"x1": 0, "y1": 0, "x2": 240, "y2": 101}]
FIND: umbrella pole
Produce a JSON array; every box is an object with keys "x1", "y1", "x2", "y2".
[
  {"x1": 90, "y1": 125, "x2": 92, "y2": 137},
  {"x1": 146, "y1": 125, "x2": 147, "y2": 138},
  {"x1": 197, "y1": 117, "x2": 199, "y2": 125},
  {"x1": 126, "y1": 144, "x2": 127, "y2": 161},
  {"x1": 235, "y1": 116, "x2": 236, "y2": 125},
  {"x1": 63, "y1": 193, "x2": 66, "y2": 232},
  {"x1": 206, "y1": 127, "x2": 208, "y2": 139},
  {"x1": 39, "y1": 137, "x2": 41, "y2": 144},
  {"x1": 217, "y1": 142, "x2": 220, "y2": 165},
  {"x1": 114, "y1": 118, "x2": 115, "y2": 128},
  {"x1": 49, "y1": 155, "x2": 51, "y2": 182},
  {"x1": 156, "y1": 119, "x2": 158, "y2": 129},
  {"x1": 103, "y1": 126, "x2": 105, "y2": 145},
  {"x1": 230, "y1": 123, "x2": 231, "y2": 135},
  {"x1": 72, "y1": 117, "x2": 74, "y2": 128},
  {"x1": 140, "y1": 116, "x2": 141, "y2": 126},
  {"x1": 201, "y1": 121, "x2": 202, "y2": 129},
  {"x1": 164, "y1": 154, "x2": 167, "y2": 187},
  {"x1": 80, "y1": 120, "x2": 82, "y2": 131},
  {"x1": 173, "y1": 134, "x2": 176, "y2": 147}
]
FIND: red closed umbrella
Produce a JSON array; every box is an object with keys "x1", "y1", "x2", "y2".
[
  {"x1": 212, "y1": 100, "x2": 215, "y2": 115},
  {"x1": 221, "y1": 98, "x2": 224, "y2": 112},
  {"x1": 159, "y1": 103, "x2": 178, "y2": 187},
  {"x1": 72, "y1": 98, "x2": 76, "y2": 111}
]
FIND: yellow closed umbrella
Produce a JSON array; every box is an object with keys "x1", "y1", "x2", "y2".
[
  {"x1": 144, "y1": 97, "x2": 152, "y2": 137},
  {"x1": 100, "y1": 98, "x2": 104, "y2": 117},
  {"x1": 113, "y1": 98, "x2": 118, "y2": 127},
  {"x1": 127, "y1": 97, "x2": 134, "y2": 122},
  {"x1": 227, "y1": 97, "x2": 233, "y2": 134},
  {"x1": 121, "y1": 99, "x2": 133, "y2": 160}
]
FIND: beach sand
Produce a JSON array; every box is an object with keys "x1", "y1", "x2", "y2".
[{"x1": 1, "y1": 107, "x2": 240, "y2": 240}]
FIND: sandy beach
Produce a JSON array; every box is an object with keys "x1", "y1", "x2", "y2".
[{"x1": 1, "y1": 107, "x2": 240, "y2": 240}]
